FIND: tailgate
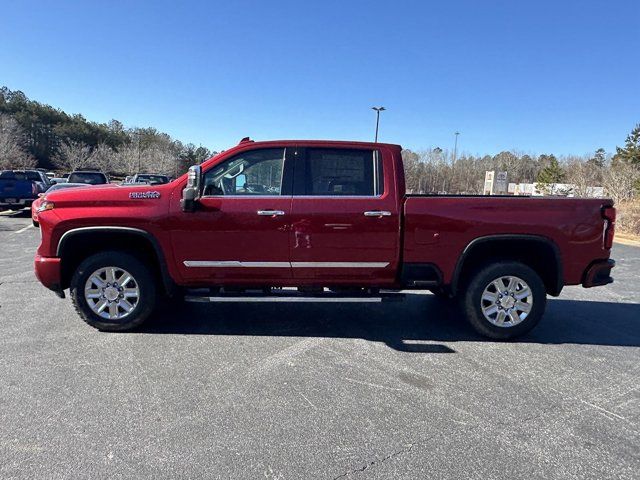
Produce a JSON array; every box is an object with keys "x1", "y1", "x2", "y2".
[{"x1": 0, "y1": 179, "x2": 35, "y2": 198}]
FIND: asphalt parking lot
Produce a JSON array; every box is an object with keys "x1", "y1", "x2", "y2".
[{"x1": 0, "y1": 211, "x2": 638, "y2": 480}]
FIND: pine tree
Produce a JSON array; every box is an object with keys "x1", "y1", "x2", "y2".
[
  {"x1": 588, "y1": 148, "x2": 606, "y2": 168},
  {"x1": 536, "y1": 155, "x2": 565, "y2": 194},
  {"x1": 537, "y1": 155, "x2": 565, "y2": 183},
  {"x1": 613, "y1": 124, "x2": 640, "y2": 165}
]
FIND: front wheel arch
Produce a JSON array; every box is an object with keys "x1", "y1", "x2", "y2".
[{"x1": 57, "y1": 227, "x2": 176, "y2": 296}]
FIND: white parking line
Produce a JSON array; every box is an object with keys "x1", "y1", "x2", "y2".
[{"x1": 14, "y1": 224, "x2": 33, "y2": 234}]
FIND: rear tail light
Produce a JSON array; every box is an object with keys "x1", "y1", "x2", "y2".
[{"x1": 602, "y1": 206, "x2": 616, "y2": 249}]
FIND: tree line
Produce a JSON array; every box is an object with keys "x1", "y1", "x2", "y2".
[
  {"x1": 0, "y1": 87, "x2": 212, "y2": 177},
  {"x1": 1, "y1": 86, "x2": 639, "y2": 202},
  {"x1": 402, "y1": 124, "x2": 639, "y2": 204}
]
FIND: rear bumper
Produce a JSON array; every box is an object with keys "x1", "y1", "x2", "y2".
[
  {"x1": 0, "y1": 198, "x2": 33, "y2": 208},
  {"x1": 582, "y1": 259, "x2": 615, "y2": 288},
  {"x1": 34, "y1": 255, "x2": 65, "y2": 297}
]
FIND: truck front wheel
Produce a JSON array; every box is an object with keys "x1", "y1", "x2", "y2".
[
  {"x1": 461, "y1": 261, "x2": 546, "y2": 340},
  {"x1": 70, "y1": 251, "x2": 157, "y2": 331}
]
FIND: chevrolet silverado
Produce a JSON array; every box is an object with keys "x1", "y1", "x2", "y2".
[{"x1": 33, "y1": 138, "x2": 616, "y2": 339}]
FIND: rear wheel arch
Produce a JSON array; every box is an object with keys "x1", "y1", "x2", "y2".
[
  {"x1": 451, "y1": 234, "x2": 563, "y2": 296},
  {"x1": 57, "y1": 227, "x2": 175, "y2": 295}
]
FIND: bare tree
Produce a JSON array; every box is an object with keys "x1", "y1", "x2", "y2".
[
  {"x1": 54, "y1": 141, "x2": 92, "y2": 171},
  {"x1": 565, "y1": 156, "x2": 603, "y2": 197},
  {"x1": 602, "y1": 161, "x2": 640, "y2": 204},
  {"x1": 141, "y1": 144, "x2": 179, "y2": 177},
  {"x1": 113, "y1": 143, "x2": 141, "y2": 175},
  {"x1": 0, "y1": 113, "x2": 36, "y2": 169},
  {"x1": 401, "y1": 150, "x2": 420, "y2": 192},
  {"x1": 88, "y1": 143, "x2": 117, "y2": 173}
]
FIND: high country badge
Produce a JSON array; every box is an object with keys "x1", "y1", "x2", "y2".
[{"x1": 129, "y1": 191, "x2": 161, "y2": 199}]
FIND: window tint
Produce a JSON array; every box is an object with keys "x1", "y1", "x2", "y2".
[
  {"x1": 136, "y1": 175, "x2": 169, "y2": 184},
  {"x1": 303, "y1": 148, "x2": 382, "y2": 196},
  {"x1": 67, "y1": 172, "x2": 108, "y2": 185},
  {"x1": 202, "y1": 148, "x2": 285, "y2": 196},
  {"x1": 0, "y1": 171, "x2": 40, "y2": 181}
]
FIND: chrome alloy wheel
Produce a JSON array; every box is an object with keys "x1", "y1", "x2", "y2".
[
  {"x1": 84, "y1": 266, "x2": 140, "y2": 320},
  {"x1": 480, "y1": 275, "x2": 533, "y2": 328}
]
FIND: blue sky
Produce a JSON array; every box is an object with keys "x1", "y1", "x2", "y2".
[{"x1": 1, "y1": 0, "x2": 638, "y2": 156}]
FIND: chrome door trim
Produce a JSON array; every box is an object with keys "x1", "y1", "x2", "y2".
[
  {"x1": 291, "y1": 262, "x2": 389, "y2": 268},
  {"x1": 183, "y1": 261, "x2": 290, "y2": 268},
  {"x1": 183, "y1": 261, "x2": 390, "y2": 268}
]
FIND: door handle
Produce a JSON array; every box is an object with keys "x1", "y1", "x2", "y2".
[
  {"x1": 364, "y1": 210, "x2": 392, "y2": 217},
  {"x1": 257, "y1": 210, "x2": 285, "y2": 216}
]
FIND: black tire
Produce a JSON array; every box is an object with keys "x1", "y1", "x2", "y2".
[
  {"x1": 461, "y1": 261, "x2": 546, "y2": 340},
  {"x1": 70, "y1": 251, "x2": 157, "y2": 331}
]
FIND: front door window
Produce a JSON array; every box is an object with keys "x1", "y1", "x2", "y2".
[{"x1": 202, "y1": 148, "x2": 285, "y2": 196}]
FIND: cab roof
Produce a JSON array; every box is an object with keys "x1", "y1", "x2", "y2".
[{"x1": 236, "y1": 137, "x2": 401, "y2": 149}]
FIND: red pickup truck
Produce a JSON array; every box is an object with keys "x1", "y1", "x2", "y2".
[{"x1": 34, "y1": 138, "x2": 616, "y2": 339}]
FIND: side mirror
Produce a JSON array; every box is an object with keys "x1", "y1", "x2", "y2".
[{"x1": 181, "y1": 165, "x2": 202, "y2": 212}]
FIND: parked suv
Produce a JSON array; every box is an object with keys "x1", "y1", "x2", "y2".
[
  {"x1": 66, "y1": 171, "x2": 108, "y2": 185},
  {"x1": 125, "y1": 173, "x2": 170, "y2": 185}
]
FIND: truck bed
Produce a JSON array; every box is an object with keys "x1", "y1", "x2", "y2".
[{"x1": 403, "y1": 195, "x2": 612, "y2": 286}]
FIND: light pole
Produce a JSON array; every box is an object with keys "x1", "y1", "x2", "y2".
[{"x1": 372, "y1": 106, "x2": 386, "y2": 142}]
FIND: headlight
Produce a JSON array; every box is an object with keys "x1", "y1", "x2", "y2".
[{"x1": 37, "y1": 201, "x2": 55, "y2": 213}]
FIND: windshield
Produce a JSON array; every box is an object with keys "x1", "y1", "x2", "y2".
[
  {"x1": 0, "y1": 171, "x2": 41, "y2": 181},
  {"x1": 136, "y1": 175, "x2": 169, "y2": 184},
  {"x1": 67, "y1": 172, "x2": 107, "y2": 184}
]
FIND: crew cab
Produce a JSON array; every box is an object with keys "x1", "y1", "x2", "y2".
[{"x1": 33, "y1": 139, "x2": 616, "y2": 339}]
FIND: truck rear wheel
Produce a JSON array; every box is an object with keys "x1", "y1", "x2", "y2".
[
  {"x1": 70, "y1": 251, "x2": 157, "y2": 331},
  {"x1": 461, "y1": 261, "x2": 546, "y2": 340}
]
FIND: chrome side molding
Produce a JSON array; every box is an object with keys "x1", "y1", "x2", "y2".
[{"x1": 183, "y1": 261, "x2": 390, "y2": 268}]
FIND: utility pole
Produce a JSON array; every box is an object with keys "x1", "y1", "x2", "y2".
[
  {"x1": 372, "y1": 107, "x2": 386, "y2": 142},
  {"x1": 135, "y1": 131, "x2": 142, "y2": 173},
  {"x1": 451, "y1": 132, "x2": 460, "y2": 194},
  {"x1": 453, "y1": 131, "x2": 460, "y2": 163}
]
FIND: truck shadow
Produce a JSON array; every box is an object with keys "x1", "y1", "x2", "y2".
[{"x1": 140, "y1": 295, "x2": 640, "y2": 353}]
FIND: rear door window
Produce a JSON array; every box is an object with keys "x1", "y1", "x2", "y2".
[{"x1": 299, "y1": 148, "x2": 383, "y2": 196}]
